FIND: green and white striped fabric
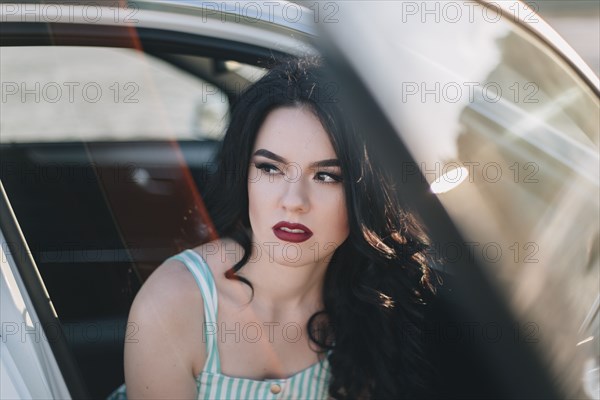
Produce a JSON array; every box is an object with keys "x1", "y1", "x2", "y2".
[{"x1": 107, "y1": 249, "x2": 332, "y2": 400}]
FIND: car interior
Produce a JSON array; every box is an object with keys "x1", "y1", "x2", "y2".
[{"x1": 0, "y1": 22, "x2": 290, "y2": 397}]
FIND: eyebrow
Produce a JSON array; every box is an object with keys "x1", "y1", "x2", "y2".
[{"x1": 252, "y1": 149, "x2": 340, "y2": 168}]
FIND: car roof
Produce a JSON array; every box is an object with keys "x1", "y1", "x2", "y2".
[
  {"x1": 135, "y1": 0, "x2": 317, "y2": 35},
  {"x1": 0, "y1": 0, "x2": 317, "y2": 55}
]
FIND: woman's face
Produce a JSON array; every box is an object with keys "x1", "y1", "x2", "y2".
[{"x1": 248, "y1": 106, "x2": 349, "y2": 267}]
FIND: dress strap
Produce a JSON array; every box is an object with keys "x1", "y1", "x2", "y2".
[{"x1": 169, "y1": 249, "x2": 222, "y2": 374}]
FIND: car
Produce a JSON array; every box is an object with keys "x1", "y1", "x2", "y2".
[{"x1": 1, "y1": 1, "x2": 598, "y2": 399}]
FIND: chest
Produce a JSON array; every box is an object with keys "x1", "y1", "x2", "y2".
[{"x1": 211, "y1": 298, "x2": 322, "y2": 380}]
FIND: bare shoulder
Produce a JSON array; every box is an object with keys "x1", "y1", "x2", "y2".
[
  {"x1": 133, "y1": 255, "x2": 204, "y2": 318},
  {"x1": 127, "y1": 256, "x2": 206, "y2": 355},
  {"x1": 124, "y1": 255, "x2": 207, "y2": 397},
  {"x1": 132, "y1": 237, "x2": 244, "y2": 322}
]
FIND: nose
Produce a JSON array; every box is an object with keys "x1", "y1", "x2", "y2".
[{"x1": 280, "y1": 175, "x2": 310, "y2": 214}]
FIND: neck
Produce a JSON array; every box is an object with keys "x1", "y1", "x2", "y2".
[{"x1": 235, "y1": 242, "x2": 327, "y2": 319}]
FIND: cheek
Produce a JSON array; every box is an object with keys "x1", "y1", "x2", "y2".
[{"x1": 247, "y1": 180, "x2": 273, "y2": 228}]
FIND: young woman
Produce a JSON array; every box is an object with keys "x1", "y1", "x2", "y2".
[{"x1": 115, "y1": 57, "x2": 438, "y2": 399}]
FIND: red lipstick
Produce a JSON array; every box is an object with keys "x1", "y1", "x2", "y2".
[{"x1": 272, "y1": 221, "x2": 313, "y2": 243}]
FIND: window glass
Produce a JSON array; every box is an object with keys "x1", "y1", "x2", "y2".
[{"x1": 0, "y1": 46, "x2": 253, "y2": 141}]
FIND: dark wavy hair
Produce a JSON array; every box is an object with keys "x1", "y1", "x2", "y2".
[{"x1": 202, "y1": 56, "x2": 439, "y2": 399}]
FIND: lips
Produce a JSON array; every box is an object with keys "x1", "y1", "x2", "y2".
[{"x1": 272, "y1": 221, "x2": 313, "y2": 243}]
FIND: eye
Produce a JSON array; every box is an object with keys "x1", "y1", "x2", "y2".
[
  {"x1": 255, "y1": 162, "x2": 281, "y2": 175},
  {"x1": 315, "y1": 172, "x2": 342, "y2": 184}
]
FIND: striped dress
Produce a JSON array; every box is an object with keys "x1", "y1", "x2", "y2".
[{"x1": 108, "y1": 249, "x2": 332, "y2": 399}]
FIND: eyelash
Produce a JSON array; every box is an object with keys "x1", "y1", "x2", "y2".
[{"x1": 254, "y1": 162, "x2": 342, "y2": 184}]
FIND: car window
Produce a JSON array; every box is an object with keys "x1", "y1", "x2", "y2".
[{"x1": 0, "y1": 46, "x2": 255, "y2": 142}]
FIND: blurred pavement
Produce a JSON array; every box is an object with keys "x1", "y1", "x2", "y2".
[{"x1": 536, "y1": 0, "x2": 600, "y2": 75}]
